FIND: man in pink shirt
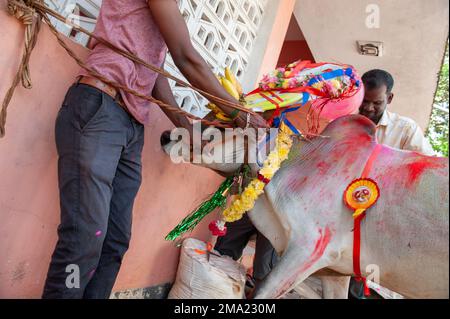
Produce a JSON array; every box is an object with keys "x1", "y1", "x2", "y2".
[{"x1": 42, "y1": 0, "x2": 267, "y2": 299}]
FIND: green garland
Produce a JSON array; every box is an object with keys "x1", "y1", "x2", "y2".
[{"x1": 165, "y1": 176, "x2": 234, "y2": 241}]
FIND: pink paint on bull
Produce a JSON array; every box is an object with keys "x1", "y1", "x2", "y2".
[
  {"x1": 380, "y1": 150, "x2": 447, "y2": 190},
  {"x1": 274, "y1": 227, "x2": 332, "y2": 297},
  {"x1": 317, "y1": 161, "x2": 331, "y2": 175},
  {"x1": 406, "y1": 158, "x2": 444, "y2": 184},
  {"x1": 299, "y1": 227, "x2": 332, "y2": 273},
  {"x1": 250, "y1": 115, "x2": 448, "y2": 299},
  {"x1": 287, "y1": 176, "x2": 308, "y2": 192}
]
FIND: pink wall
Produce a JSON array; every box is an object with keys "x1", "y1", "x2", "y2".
[{"x1": 0, "y1": 5, "x2": 223, "y2": 298}]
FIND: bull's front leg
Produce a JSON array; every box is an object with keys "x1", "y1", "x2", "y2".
[
  {"x1": 254, "y1": 226, "x2": 337, "y2": 299},
  {"x1": 292, "y1": 275, "x2": 351, "y2": 299},
  {"x1": 319, "y1": 275, "x2": 351, "y2": 299}
]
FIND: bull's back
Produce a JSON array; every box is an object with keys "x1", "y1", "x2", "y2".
[{"x1": 363, "y1": 148, "x2": 448, "y2": 297}]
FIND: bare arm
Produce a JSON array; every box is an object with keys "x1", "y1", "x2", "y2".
[
  {"x1": 152, "y1": 71, "x2": 192, "y2": 131},
  {"x1": 147, "y1": 0, "x2": 268, "y2": 129}
]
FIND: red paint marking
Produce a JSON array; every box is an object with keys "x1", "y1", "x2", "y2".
[
  {"x1": 274, "y1": 227, "x2": 332, "y2": 297},
  {"x1": 406, "y1": 159, "x2": 443, "y2": 184},
  {"x1": 317, "y1": 161, "x2": 331, "y2": 175},
  {"x1": 287, "y1": 176, "x2": 308, "y2": 192},
  {"x1": 353, "y1": 133, "x2": 372, "y2": 144},
  {"x1": 354, "y1": 115, "x2": 375, "y2": 127},
  {"x1": 361, "y1": 144, "x2": 383, "y2": 178},
  {"x1": 298, "y1": 227, "x2": 332, "y2": 273}
]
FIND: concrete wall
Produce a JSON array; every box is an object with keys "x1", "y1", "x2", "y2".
[
  {"x1": 277, "y1": 40, "x2": 315, "y2": 66},
  {"x1": 0, "y1": 3, "x2": 223, "y2": 298},
  {"x1": 293, "y1": 0, "x2": 449, "y2": 131},
  {"x1": 243, "y1": 0, "x2": 297, "y2": 92},
  {"x1": 277, "y1": 14, "x2": 314, "y2": 66}
]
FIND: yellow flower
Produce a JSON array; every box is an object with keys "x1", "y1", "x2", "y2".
[
  {"x1": 222, "y1": 127, "x2": 294, "y2": 223},
  {"x1": 259, "y1": 167, "x2": 274, "y2": 178},
  {"x1": 278, "y1": 148, "x2": 289, "y2": 159},
  {"x1": 312, "y1": 82, "x2": 324, "y2": 90},
  {"x1": 330, "y1": 79, "x2": 342, "y2": 90}
]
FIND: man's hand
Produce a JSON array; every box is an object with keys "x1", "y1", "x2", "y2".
[{"x1": 149, "y1": 0, "x2": 262, "y2": 127}]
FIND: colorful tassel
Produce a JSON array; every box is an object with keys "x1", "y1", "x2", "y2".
[{"x1": 165, "y1": 176, "x2": 234, "y2": 241}]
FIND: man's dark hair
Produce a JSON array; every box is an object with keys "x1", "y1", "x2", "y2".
[{"x1": 362, "y1": 69, "x2": 395, "y2": 93}]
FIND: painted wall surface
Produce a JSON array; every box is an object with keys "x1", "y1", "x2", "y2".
[
  {"x1": 277, "y1": 13, "x2": 315, "y2": 66},
  {"x1": 0, "y1": 5, "x2": 224, "y2": 298},
  {"x1": 277, "y1": 40, "x2": 314, "y2": 66},
  {"x1": 245, "y1": 0, "x2": 297, "y2": 91},
  {"x1": 294, "y1": 0, "x2": 449, "y2": 130}
]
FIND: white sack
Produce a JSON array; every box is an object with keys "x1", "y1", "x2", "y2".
[{"x1": 168, "y1": 238, "x2": 247, "y2": 299}]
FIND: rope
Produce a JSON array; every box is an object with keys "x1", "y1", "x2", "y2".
[
  {"x1": 1, "y1": 0, "x2": 254, "y2": 137},
  {"x1": 1, "y1": 0, "x2": 42, "y2": 137}
]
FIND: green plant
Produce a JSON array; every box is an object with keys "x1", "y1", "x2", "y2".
[{"x1": 427, "y1": 40, "x2": 449, "y2": 157}]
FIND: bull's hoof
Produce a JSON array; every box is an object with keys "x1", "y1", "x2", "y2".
[{"x1": 160, "y1": 130, "x2": 172, "y2": 147}]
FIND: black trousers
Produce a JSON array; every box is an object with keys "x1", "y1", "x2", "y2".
[
  {"x1": 42, "y1": 84, "x2": 144, "y2": 299},
  {"x1": 214, "y1": 214, "x2": 279, "y2": 281}
]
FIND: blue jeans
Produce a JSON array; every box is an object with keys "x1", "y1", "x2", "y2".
[{"x1": 42, "y1": 84, "x2": 144, "y2": 299}]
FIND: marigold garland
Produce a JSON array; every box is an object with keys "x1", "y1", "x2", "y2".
[{"x1": 222, "y1": 124, "x2": 294, "y2": 222}]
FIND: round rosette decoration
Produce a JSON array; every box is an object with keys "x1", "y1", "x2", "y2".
[{"x1": 344, "y1": 178, "x2": 380, "y2": 218}]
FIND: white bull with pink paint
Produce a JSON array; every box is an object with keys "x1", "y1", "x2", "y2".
[{"x1": 162, "y1": 115, "x2": 449, "y2": 299}]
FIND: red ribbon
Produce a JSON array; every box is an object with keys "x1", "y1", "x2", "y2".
[
  {"x1": 353, "y1": 212, "x2": 371, "y2": 297},
  {"x1": 353, "y1": 144, "x2": 383, "y2": 297},
  {"x1": 259, "y1": 92, "x2": 282, "y2": 126}
]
